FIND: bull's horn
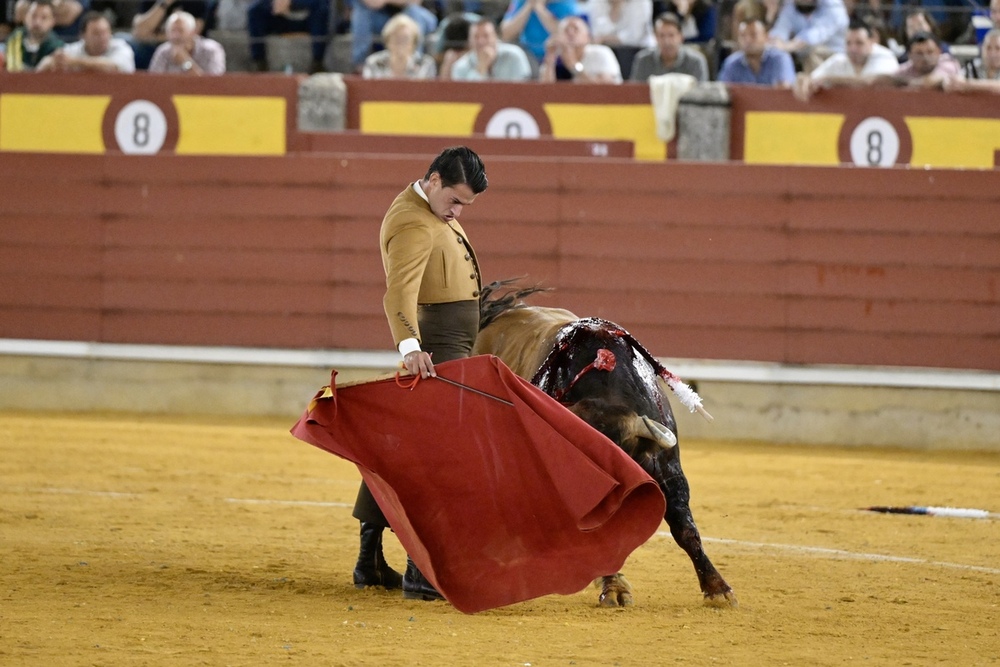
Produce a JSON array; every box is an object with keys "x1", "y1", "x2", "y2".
[{"x1": 635, "y1": 415, "x2": 677, "y2": 449}]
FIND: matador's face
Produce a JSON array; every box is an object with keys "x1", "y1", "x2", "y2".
[{"x1": 425, "y1": 172, "x2": 478, "y2": 224}]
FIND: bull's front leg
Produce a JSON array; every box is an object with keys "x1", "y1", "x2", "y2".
[
  {"x1": 595, "y1": 573, "x2": 633, "y2": 607},
  {"x1": 651, "y1": 452, "x2": 738, "y2": 608}
]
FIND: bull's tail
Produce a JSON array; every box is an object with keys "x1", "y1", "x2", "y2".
[{"x1": 478, "y1": 278, "x2": 551, "y2": 331}]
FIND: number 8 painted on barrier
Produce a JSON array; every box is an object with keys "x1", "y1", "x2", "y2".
[
  {"x1": 114, "y1": 100, "x2": 168, "y2": 155},
  {"x1": 849, "y1": 117, "x2": 899, "y2": 167}
]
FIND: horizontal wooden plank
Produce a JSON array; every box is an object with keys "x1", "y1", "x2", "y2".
[
  {"x1": 103, "y1": 248, "x2": 384, "y2": 284},
  {"x1": 786, "y1": 331, "x2": 1000, "y2": 371},
  {"x1": 0, "y1": 307, "x2": 102, "y2": 341},
  {"x1": 556, "y1": 258, "x2": 785, "y2": 294},
  {"x1": 558, "y1": 224, "x2": 789, "y2": 263},
  {"x1": 0, "y1": 246, "x2": 102, "y2": 278},
  {"x1": 786, "y1": 264, "x2": 1000, "y2": 303},
  {"x1": 101, "y1": 280, "x2": 386, "y2": 316},
  {"x1": 0, "y1": 275, "x2": 102, "y2": 308},
  {"x1": 787, "y1": 298, "x2": 1000, "y2": 336},
  {"x1": 102, "y1": 312, "x2": 394, "y2": 349},
  {"x1": 787, "y1": 231, "x2": 1000, "y2": 269},
  {"x1": 0, "y1": 216, "x2": 103, "y2": 245}
]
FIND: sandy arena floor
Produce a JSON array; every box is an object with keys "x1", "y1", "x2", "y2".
[{"x1": 1, "y1": 411, "x2": 998, "y2": 666}]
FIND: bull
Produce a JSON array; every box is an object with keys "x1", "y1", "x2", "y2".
[{"x1": 471, "y1": 281, "x2": 737, "y2": 608}]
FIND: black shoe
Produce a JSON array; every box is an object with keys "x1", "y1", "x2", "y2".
[
  {"x1": 352, "y1": 522, "x2": 402, "y2": 590},
  {"x1": 402, "y1": 557, "x2": 444, "y2": 601}
]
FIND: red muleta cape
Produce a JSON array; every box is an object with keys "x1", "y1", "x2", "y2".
[{"x1": 290, "y1": 355, "x2": 666, "y2": 614}]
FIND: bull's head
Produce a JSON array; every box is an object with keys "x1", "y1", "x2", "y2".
[{"x1": 568, "y1": 398, "x2": 676, "y2": 463}]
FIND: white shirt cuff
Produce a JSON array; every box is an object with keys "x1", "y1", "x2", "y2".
[{"x1": 398, "y1": 338, "x2": 421, "y2": 358}]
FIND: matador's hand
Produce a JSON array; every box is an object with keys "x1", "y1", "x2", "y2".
[{"x1": 403, "y1": 350, "x2": 436, "y2": 378}]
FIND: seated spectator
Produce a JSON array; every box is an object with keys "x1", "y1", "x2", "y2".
[
  {"x1": 36, "y1": 10, "x2": 135, "y2": 71},
  {"x1": 13, "y1": 0, "x2": 85, "y2": 40},
  {"x1": 451, "y1": 17, "x2": 533, "y2": 80},
  {"x1": 768, "y1": 0, "x2": 849, "y2": 71},
  {"x1": 894, "y1": 9, "x2": 951, "y2": 59},
  {"x1": 149, "y1": 10, "x2": 225, "y2": 73},
  {"x1": 952, "y1": 27, "x2": 1000, "y2": 87},
  {"x1": 719, "y1": 17, "x2": 796, "y2": 85},
  {"x1": 1, "y1": 0, "x2": 13, "y2": 41},
  {"x1": 540, "y1": 14, "x2": 622, "y2": 82},
  {"x1": 214, "y1": 0, "x2": 253, "y2": 31},
  {"x1": 132, "y1": 0, "x2": 208, "y2": 70},
  {"x1": 247, "y1": 0, "x2": 328, "y2": 72},
  {"x1": 588, "y1": 0, "x2": 655, "y2": 48},
  {"x1": 434, "y1": 12, "x2": 478, "y2": 79},
  {"x1": 793, "y1": 18, "x2": 897, "y2": 98},
  {"x1": 660, "y1": 0, "x2": 715, "y2": 43},
  {"x1": 361, "y1": 12, "x2": 435, "y2": 78},
  {"x1": 630, "y1": 11, "x2": 709, "y2": 81},
  {"x1": 875, "y1": 30, "x2": 962, "y2": 88},
  {"x1": 889, "y1": 0, "x2": 968, "y2": 44},
  {"x1": 350, "y1": 0, "x2": 438, "y2": 72},
  {"x1": 5, "y1": 0, "x2": 63, "y2": 71},
  {"x1": 500, "y1": 0, "x2": 577, "y2": 64},
  {"x1": 730, "y1": 0, "x2": 780, "y2": 40}
]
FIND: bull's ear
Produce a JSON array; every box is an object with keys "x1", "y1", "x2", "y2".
[{"x1": 634, "y1": 415, "x2": 677, "y2": 449}]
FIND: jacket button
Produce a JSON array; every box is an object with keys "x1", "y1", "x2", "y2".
[
  {"x1": 473, "y1": 290, "x2": 480, "y2": 297},
  {"x1": 457, "y1": 237, "x2": 463, "y2": 243},
  {"x1": 470, "y1": 273, "x2": 476, "y2": 279},
  {"x1": 464, "y1": 254, "x2": 470, "y2": 260}
]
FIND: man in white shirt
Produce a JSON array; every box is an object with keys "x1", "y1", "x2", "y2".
[
  {"x1": 37, "y1": 11, "x2": 136, "y2": 72},
  {"x1": 451, "y1": 18, "x2": 533, "y2": 81},
  {"x1": 540, "y1": 15, "x2": 622, "y2": 83},
  {"x1": 793, "y1": 19, "x2": 897, "y2": 100}
]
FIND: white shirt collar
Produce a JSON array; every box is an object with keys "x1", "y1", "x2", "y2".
[{"x1": 412, "y1": 180, "x2": 429, "y2": 202}]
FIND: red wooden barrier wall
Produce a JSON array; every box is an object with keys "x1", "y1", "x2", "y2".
[{"x1": 0, "y1": 152, "x2": 997, "y2": 371}]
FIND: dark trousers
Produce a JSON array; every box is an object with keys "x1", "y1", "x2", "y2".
[
  {"x1": 247, "y1": 0, "x2": 329, "y2": 62},
  {"x1": 352, "y1": 299, "x2": 480, "y2": 527}
]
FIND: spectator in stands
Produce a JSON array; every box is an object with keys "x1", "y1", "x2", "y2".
[
  {"x1": 4, "y1": 0, "x2": 62, "y2": 71},
  {"x1": 361, "y1": 12, "x2": 435, "y2": 78},
  {"x1": 630, "y1": 11, "x2": 709, "y2": 81},
  {"x1": 951, "y1": 27, "x2": 1000, "y2": 87},
  {"x1": 588, "y1": 0, "x2": 655, "y2": 49},
  {"x1": 36, "y1": 10, "x2": 135, "y2": 71},
  {"x1": 350, "y1": 0, "x2": 438, "y2": 72},
  {"x1": 540, "y1": 14, "x2": 622, "y2": 82},
  {"x1": 660, "y1": 0, "x2": 715, "y2": 43},
  {"x1": 1, "y1": 0, "x2": 13, "y2": 41},
  {"x1": 246, "y1": 0, "x2": 328, "y2": 72},
  {"x1": 13, "y1": 0, "x2": 84, "y2": 40},
  {"x1": 768, "y1": 0, "x2": 849, "y2": 71},
  {"x1": 890, "y1": 0, "x2": 968, "y2": 44},
  {"x1": 132, "y1": 0, "x2": 208, "y2": 69},
  {"x1": 149, "y1": 10, "x2": 226, "y2": 73},
  {"x1": 451, "y1": 17, "x2": 533, "y2": 80},
  {"x1": 730, "y1": 0, "x2": 780, "y2": 40},
  {"x1": 719, "y1": 17, "x2": 796, "y2": 85},
  {"x1": 793, "y1": 18, "x2": 897, "y2": 99},
  {"x1": 435, "y1": 12, "x2": 477, "y2": 79},
  {"x1": 876, "y1": 30, "x2": 961, "y2": 87},
  {"x1": 500, "y1": 0, "x2": 577, "y2": 64}
]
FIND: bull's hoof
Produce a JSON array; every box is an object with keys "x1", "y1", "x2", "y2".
[
  {"x1": 596, "y1": 574, "x2": 633, "y2": 608},
  {"x1": 703, "y1": 589, "x2": 738, "y2": 608}
]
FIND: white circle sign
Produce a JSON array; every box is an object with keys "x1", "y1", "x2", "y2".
[
  {"x1": 114, "y1": 100, "x2": 168, "y2": 155},
  {"x1": 484, "y1": 107, "x2": 540, "y2": 140},
  {"x1": 849, "y1": 117, "x2": 900, "y2": 168}
]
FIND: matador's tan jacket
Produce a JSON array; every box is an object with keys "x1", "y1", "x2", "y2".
[{"x1": 380, "y1": 185, "x2": 482, "y2": 347}]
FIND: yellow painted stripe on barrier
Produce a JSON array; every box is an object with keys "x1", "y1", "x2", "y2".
[
  {"x1": 744, "y1": 111, "x2": 843, "y2": 166},
  {"x1": 906, "y1": 117, "x2": 1000, "y2": 169},
  {"x1": 173, "y1": 95, "x2": 286, "y2": 155},
  {"x1": 360, "y1": 102, "x2": 482, "y2": 136},
  {"x1": 544, "y1": 103, "x2": 665, "y2": 161},
  {"x1": 0, "y1": 94, "x2": 109, "y2": 154}
]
